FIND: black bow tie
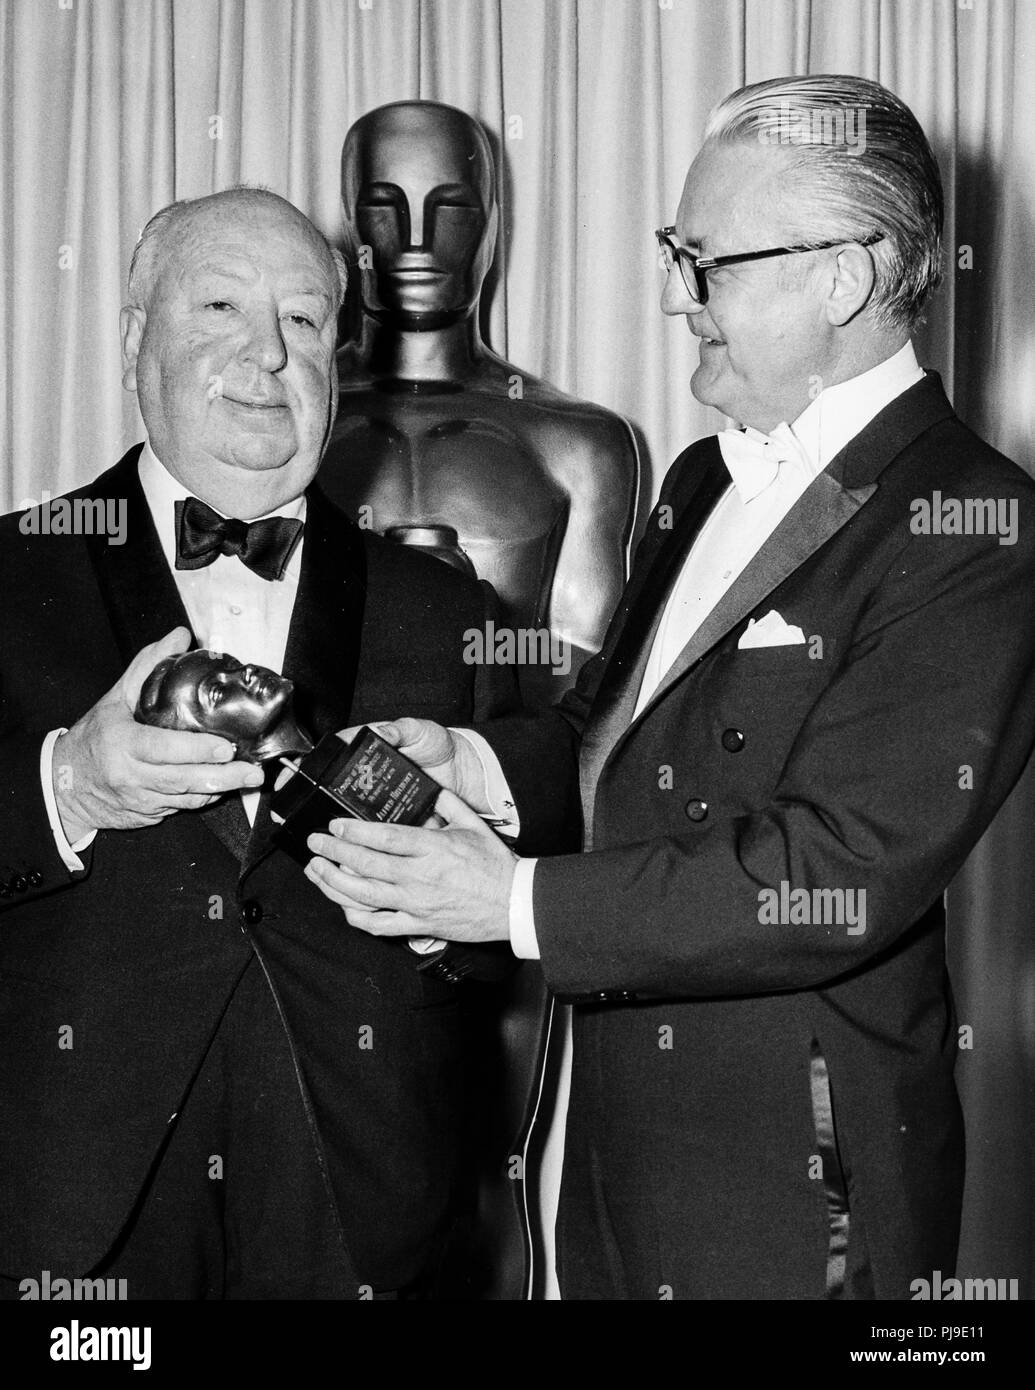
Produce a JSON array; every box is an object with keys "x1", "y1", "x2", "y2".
[{"x1": 174, "y1": 496, "x2": 304, "y2": 581}]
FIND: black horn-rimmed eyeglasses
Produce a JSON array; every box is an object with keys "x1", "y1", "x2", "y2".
[{"x1": 655, "y1": 226, "x2": 884, "y2": 305}]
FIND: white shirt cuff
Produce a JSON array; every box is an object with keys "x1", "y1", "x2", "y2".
[
  {"x1": 451, "y1": 728, "x2": 520, "y2": 836},
  {"x1": 41, "y1": 729, "x2": 97, "y2": 872},
  {"x1": 509, "y1": 855, "x2": 540, "y2": 960}
]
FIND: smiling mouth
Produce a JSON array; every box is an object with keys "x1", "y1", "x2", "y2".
[{"x1": 224, "y1": 398, "x2": 288, "y2": 410}]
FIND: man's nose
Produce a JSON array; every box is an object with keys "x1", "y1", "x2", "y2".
[
  {"x1": 240, "y1": 310, "x2": 288, "y2": 372},
  {"x1": 660, "y1": 264, "x2": 706, "y2": 318}
]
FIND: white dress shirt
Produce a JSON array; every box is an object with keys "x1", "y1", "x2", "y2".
[
  {"x1": 43, "y1": 442, "x2": 306, "y2": 868},
  {"x1": 505, "y1": 340, "x2": 925, "y2": 958}
]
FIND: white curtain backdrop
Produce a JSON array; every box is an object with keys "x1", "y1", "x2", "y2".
[{"x1": 9, "y1": 0, "x2": 1035, "y2": 514}]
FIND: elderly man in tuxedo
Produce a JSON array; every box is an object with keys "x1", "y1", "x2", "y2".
[
  {"x1": 304, "y1": 75, "x2": 1035, "y2": 1299},
  {"x1": 0, "y1": 187, "x2": 518, "y2": 1299}
]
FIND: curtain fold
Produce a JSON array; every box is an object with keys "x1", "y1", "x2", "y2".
[{"x1": 1, "y1": 0, "x2": 1031, "y2": 1292}]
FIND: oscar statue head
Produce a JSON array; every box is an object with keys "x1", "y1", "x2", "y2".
[
  {"x1": 341, "y1": 100, "x2": 498, "y2": 329},
  {"x1": 136, "y1": 649, "x2": 313, "y2": 763}
]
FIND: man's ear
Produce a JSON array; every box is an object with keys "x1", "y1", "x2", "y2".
[
  {"x1": 120, "y1": 305, "x2": 146, "y2": 390},
  {"x1": 824, "y1": 244, "x2": 876, "y2": 327}
]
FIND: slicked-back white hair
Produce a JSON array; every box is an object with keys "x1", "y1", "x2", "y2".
[{"x1": 704, "y1": 75, "x2": 943, "y2": 331}]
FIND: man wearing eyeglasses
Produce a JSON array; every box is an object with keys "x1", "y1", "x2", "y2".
[{"x1": 301, "y1": 75, "x2": 1035, "y2": 1299}]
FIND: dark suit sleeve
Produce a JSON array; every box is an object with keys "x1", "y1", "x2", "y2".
[
  {"x1": 530, "y1": 485, "x2": 1035, "y2": 999},
  {"x1": 0, "y1": 517, "x2": 98, "y2": 915},
  {"x1": 0, "y1": 729, "x2": 90, "y2": 914}
]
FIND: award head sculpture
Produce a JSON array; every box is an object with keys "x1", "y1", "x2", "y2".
[
  {"x1": 136, "y1": 649, "x2": 313, "y2": 763},
  {"x1": 341, "y1": 100, "x2": 498, "y2": 329}
]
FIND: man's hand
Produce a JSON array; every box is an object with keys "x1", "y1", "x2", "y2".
[
  {"x1": 303, "y1": 788, "x2": 517, "y2": 943},
  {"x1": 335, "y1": 718, "x2": 492, "y2": 813},
  {"x1": 54, "y1": 626, "x2": 265, "y2": 842}
]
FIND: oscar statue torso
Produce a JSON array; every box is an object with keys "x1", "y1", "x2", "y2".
[
  {"x1": 324, "y1": 99, "x2": 638, "y2": 704},
  {"x1": 324, "y1": 346, "x2": 637, "y2": 703}
]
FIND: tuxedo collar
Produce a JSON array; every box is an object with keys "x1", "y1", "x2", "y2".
[
  {"x1": 279, "y1": 479, "x2": 365, "y2": 744},
  {"x1": 82, "y1": 446, "x2": 366, "y2": 871},
  {"x1": 826, "y1": 370, "x2": 954, "y2": 489},
  {"x1": 578, "y1": 372, "x2": 957, "y2": 842},
  {"x1": 788, "y1": 338, "x2": 924, "y2": 473},
  {"x1": 656, "y1": 371, "x2": 955, "y2": 676},
  {"x1": 577, "y1": 450, "x2": 729, "y2": 844},
  {"x1": 138, "y1": 439, "x2": 308, "y2": 533},
  {"x1": 82, "y1": 444, "x2": 191, "y2": 667},
  {"x1": 81, "y1": 445, "x2": 365, "y2": 732}
]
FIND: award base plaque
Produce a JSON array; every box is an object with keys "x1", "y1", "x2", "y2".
[
  {"x1": 272, "y1": 726, "x2": 514, "y2": 987},
  {"x1": 271, "y1": 726, "x2": 442, "y2": 868}
]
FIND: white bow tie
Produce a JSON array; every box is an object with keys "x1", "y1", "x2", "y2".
[{"x1": 718, "y1": 423, "x2": 812, "y2": 503}]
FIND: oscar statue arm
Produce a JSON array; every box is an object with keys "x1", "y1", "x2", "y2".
[{"x1": 540, "y1": 410, "x2": 641, "y2": 663}]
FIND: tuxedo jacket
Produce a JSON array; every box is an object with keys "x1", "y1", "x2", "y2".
[
  {"x1": 0, "y1": 444, "x2": 520, "y2": 1288},
  {"x1": 484, "y1": 374, "x2": 1035, "y2": 1299}
]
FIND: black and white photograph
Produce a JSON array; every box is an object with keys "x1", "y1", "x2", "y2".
[{"x1": 1, "y1": 0, "x2": 1033, "y2": 1368}]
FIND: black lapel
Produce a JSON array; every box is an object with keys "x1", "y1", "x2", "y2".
[
  {"x1": 241, "y1": 482, "x2": 367, "y2": 876},
  {"x1": 580, "y1": 372, "x2": 957, "y2": 840},
  {"x1": 82, "y1": 445, "x2": 190, "y2": 664},
  {"x1": 578, "y1": 444, "x2": 729, "y2": 840},
  {"x1": 634, "y1": 468, "x2": 875, "y2": 718},
  {"x1": 826, "y1": 369, "x2": 955, "y2": 490},
  {"x1": 82, "y1": 444, "x2": 251, "y2": 864},
  {"x1": 278, "y1": 482, "x2": 366, "y2": 742}
]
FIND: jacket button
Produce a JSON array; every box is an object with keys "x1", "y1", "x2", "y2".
[
  {"x1": 10, "y1": 874, "x2": 28, "y2": 892},
  {"x1": 721, "y1": 728, "x2": 745, "y2": 752},
  {"x1": 684, "y1": 799, "x2": 709, "y2": 822},
  {"x1": 240, "y1": 899, "x2": 263, "y2": 925},
  {"x1": 28, "y1": 870, "x2": 43, "y2": 886}
]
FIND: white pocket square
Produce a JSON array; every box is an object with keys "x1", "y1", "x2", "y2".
[{"x1": 737, "y1": 609, "x2": 806, "y2": 649}]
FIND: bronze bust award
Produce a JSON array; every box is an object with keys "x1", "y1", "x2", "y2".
[
  {"x1": 135, "y1": 649, "x2": 313, "y2": 763},
  {"x1": 321, "y1": 99, "x2": 639, "y2": 706}
]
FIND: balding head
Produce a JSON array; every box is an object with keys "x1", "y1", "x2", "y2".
[
  {"x1": 129, "y1": 188, "x2": 348, "y2": 312},
  {"x1": 121, "y1": 188, "x2": 346, "y2": 517}
]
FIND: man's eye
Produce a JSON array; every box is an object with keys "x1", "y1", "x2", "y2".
[
  {"x1": 283, "y1": 313, "x2": 317, "y2": 329},
  {"x1": 205, "y1": 301, "x2": 234, "y2": 312}
]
